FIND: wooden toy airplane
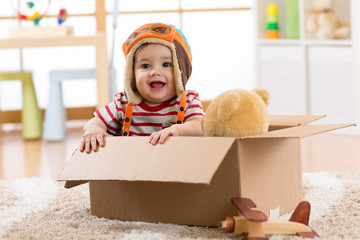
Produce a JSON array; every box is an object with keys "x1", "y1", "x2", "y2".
[{"x1": 218, "y1": 197, "x2": 319, "y2": 239}]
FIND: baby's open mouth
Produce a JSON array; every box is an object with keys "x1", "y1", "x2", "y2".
[{"x1": 150, "y1": 81, "x2": 165, "y2": 88}]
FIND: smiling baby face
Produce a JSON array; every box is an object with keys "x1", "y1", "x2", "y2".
[{"x1": 134, "y1": 43, "x2": 176, "y2": 105}]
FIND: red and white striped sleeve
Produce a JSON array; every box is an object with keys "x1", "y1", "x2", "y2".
[
  {"x1": 93, "y1": 92, "x2": 126, "y2": 135},
  {"x1": 184, "y1": 90, "x2": 204, "y2": 122}
]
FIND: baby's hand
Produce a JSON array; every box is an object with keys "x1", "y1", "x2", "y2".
[
  {"x1": 79, "y1": 117, "x2": 110, "y2": 153},
  {"x1": 149, "y1": 125, "x2": 179, "y2": 145},
  {"x1": 79, "y1": 132, "x2": 110, "y2": 153},
  {"x1": 80, "y1": 133, "x2": 110, "y2": 153}
]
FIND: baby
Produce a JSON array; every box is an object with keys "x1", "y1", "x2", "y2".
[{"x1": 80, "y1": 23, "x2": 204, "y2": 153}]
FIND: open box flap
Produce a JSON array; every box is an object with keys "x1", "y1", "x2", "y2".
[
  {"x1": 243, "y1": 123, "x2": 355, "y2": 139},
  {"x1": 64, "y1": 180, "x2": 89, "y2": 188},
  {"x1": 269, "y1": 115, "x2": 326, "y2": 131},
  {"x1": 59, "y1": 136, "x2": 236, "y2": 187}
]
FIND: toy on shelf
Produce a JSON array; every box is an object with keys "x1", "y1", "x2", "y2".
[
  {"x1": 57, "y1": 0, "x2": 67, "y2": 24},
  {"x1": 8, "y1": 0, "x2": 73, "y2": 38},
  {"x1": 218, "y1": 198, "x2": 319, "y2": 239},
  {"x1": 218, "y1": 197, "x2": 319, "y2": 239},
  {"x1": 285, "y1": 0, "x2": 300, "y2": 39},
  {"x1": 10, "y1": 0, "x2": 51, "y2": 26},
  {"x1": 305, "y1": 0, "x2": 350, "y2": 39},
  {"x1": 57, "y1": 8, "x2": 67, "y2": 24},
  {"x1": 265, "y1": 3, "x2": 280, "y2": 39}
]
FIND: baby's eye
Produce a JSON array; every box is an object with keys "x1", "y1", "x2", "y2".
[
  {"x1": 163, "y1": 62, "x2": 172, "y2": 67},
  {"x1": 141, "y1": 64, "x2": 150, "y2": 69}
]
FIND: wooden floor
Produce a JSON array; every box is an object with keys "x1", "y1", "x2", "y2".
[{"x1": 0, "y1": 121, "x2": 360, "y2": 180}]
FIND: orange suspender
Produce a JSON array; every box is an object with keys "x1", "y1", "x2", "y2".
[
  {"x1": 122, "y1": 103, "x2": 133, "y2": 136},
  {"x1": 176, "y1": 90, "x2": 187, "y2": 124},
  {"x1": 122, "y1": 90, "x2": 187, "y2": 136}
]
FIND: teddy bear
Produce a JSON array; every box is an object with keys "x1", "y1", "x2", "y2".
[
  {"x1": 305, "y1": 0, "x2": 350, "y2": 39},
  {"x1": 201, "y1": 87, "x2": 270, "y2": 137}
]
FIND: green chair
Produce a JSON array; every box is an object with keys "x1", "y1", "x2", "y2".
[{"x1": 0, "y1": 72, "x2": 42, "y2": 139}]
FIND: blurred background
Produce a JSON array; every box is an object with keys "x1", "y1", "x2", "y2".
[
  {"x1": 0, "y1": 0, "x2": 255, "y2": 111},
  {"x1": 0, "y1": 0, "x2": 358, "y2": 135}
]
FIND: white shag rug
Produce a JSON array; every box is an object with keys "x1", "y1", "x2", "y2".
[{"x1": 0, "y1": 172, "x2": 359, "y2": 240}]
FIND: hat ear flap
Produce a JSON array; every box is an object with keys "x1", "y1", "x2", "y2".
[{"x1": 174, "y1": 40, "x2": 192, "y2": 89}]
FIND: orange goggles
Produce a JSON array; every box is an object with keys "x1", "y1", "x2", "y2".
[
  {"x1": 122, "y1": 23, "x2": 192, "y2": 62},
  {"x1": 125, "y1": 25, "x2": 172, "y2": 47}
]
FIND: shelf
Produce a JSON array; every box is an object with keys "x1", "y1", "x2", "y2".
[
  {"x1": 257, "y1": 39, "x2": 300, "y2": 46},
  {"x1": 257, "y1": 0, "x2": 352, "y2": 42},
  {"x1": 255, "y1": 0, "x2": 359, "y2": 135},
  {"x1": 0, "y1": 0, "x2": 110, "y2": 110},
  {"x1": 304, "y1": 39, "x2": 353, "y2": 47},
  {"x1": 257, "y1": 39, "x2": 353, "y2": 47},
  {"x1": 0, "y1": 33, "x2": 106, "y2": 49}
]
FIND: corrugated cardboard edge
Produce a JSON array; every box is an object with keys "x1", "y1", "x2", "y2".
[
  {"x1": 64, "y1": 180, "x2": 88, "y2": 188},
  {"x1": 62, "y1": 148, "x2": 88, "y2": 188},
  {"x1": 269, "y1": 115, "x2": 326, "y2": 131},
  {"x1": 244, "y1": 123, "x2": 355, "y2": 139}
]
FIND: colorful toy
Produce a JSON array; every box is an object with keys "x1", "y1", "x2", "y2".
[
  {"x1": 27, "y1": 1, "x2": 34, "y2": 8},
  {"x1": 201, "y1": 87, "x2": 270, "y2": 137},
  {"x1": 218, "y1": 197, "x2": 319, "y2": 239},
  {"x1": 57, "y1": 8, "x2": 67, "y2": 24},
  {"x1": 10, "y1": 0, "x2": 51, "y2": 26},
  {"x1": 57, "y1": 0, "x2": 67, "y2": 24},
  {"x1": 285, "y1": 0, "x2": 300, "y2": 39},
  {"x1": 305, "y1": 0, "x2": 350, "y2": 39},
  {"x1": 265, "y1": 3, "x2": 280, "y2": 39}
]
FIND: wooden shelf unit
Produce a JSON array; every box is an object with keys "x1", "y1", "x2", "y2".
[
  {"x1": 0, "y1": 0, "x2": 109, "y2": 109},
  {"x1": 254, "y1": 0, "x2": 360, "y2": 135}
]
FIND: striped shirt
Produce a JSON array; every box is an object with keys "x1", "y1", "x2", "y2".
[{"x1": 94, "y1": 90, "x2": 204, "y2": 136}]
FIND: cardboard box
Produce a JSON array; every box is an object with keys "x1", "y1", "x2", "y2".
[{"x1": 59, "y1": 115, "x2": 353, "y2": 226}]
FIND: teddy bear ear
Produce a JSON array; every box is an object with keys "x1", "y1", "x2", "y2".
[{"x1": 252, "y1": 87, "x2": 270, "y2": 106}]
